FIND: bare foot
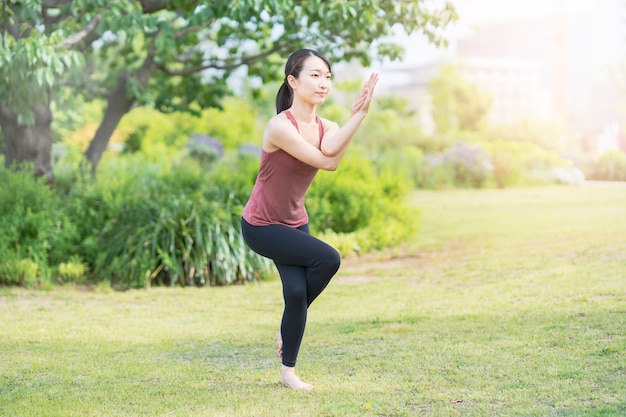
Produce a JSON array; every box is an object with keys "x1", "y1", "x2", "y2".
[
  {"x1": 277, "y1": 331, "x2": 283, "y2": 358},
  {"x1": 281, "y1": 365, "x2": 313, "y2": 391}
]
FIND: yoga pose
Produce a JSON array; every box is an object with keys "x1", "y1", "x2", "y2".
[{"x1": 241, "y1": 49, "x2": 379, "y2": 390}]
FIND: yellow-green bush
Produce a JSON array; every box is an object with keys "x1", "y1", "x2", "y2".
[
  {"x1": 57, "y1": 256, "x2": 88, "y2": 285},
  {"x1": 118, "y1": 98, "x2": 262, "y2": 155},
  {"x1": 307, "y1": 151, "x2": 418, "y2": 254},
  {"x1": 480, "y1": 140, "x2": 572, "y2": 187},
  {"x1": 0, "y1": 257, "x2": 41, "y2": 288}
]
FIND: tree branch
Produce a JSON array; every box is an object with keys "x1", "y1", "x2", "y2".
[
  {"x1": 174, "y1": 24, "x2": 206, "y2": 39},
  {"x1": 43, "y1": 7, "x2": 72, "y2": 27},
  {"x1": 41, "y1": 0, "x2": 73, "y2": 8},
  {"x1": 62, "y1": 79, "x2": 109, "y2": 98},
  {"x1": 57, "y1": 12, "x2": 102, "y2": 49},
  {"x1": 158, "y1": 44, "x2": 287, "y2": 76},
  {"x1": 140, "y1": 0, "x2": 169, "y2": 14},
  {"x1": 6, "y1": 3, "x2": 31, "y2": 39}
]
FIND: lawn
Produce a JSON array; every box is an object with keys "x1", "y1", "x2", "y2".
[{"x1": 1, "y1": 184, "x2": 625, "y2": 416}]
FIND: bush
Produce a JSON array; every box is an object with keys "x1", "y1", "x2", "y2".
[
  {"x1": 441, "y1": 142, "x2": 492, "y2": 188},
  {"x1": 0, "y1": 94, "x2": 427, "y2": 288},
  {"x1": 0, "y1": 162, "x2": 77, "y2": 287},
  {"x1": 480, "y1": 140, "x2": 526, "y2": 188},
  {"x1": 71, "y1": 153, "x2": 271, "y2": 289},
  {"x1": 65, "y1": 147, "x2": 417, "y2": 288},
  {"x1": 187, "y1": 134, "x2": 224, "y2": 166},
  {"x1": 367, "y1": 146, "x2": 425, "y2": 189},
  {"x1": 0, "y1": 255, "x2": 41, "y2": 287},
  {"x1": 118, "y1": 99, "x2": 262, "y2": 154},
  {"x1": 307, "y1": 152, "x2": 418, "y2": 255},
  {"x1": 484, "y1": 119, "x2": 565, "y2": 152},
  {"x1": 52, "y1": 144, "x2": 92, "y2": 196},
  {"x1": 57, "y1": 255, "x2": 88, "y2": 285},
  {"x1": 308, "y1": 152, "x2": 400, "y2": 232},
  {"x1": 308, "y1": 156, "x2": 384, "y2": 233},
  {"x1": 481, "y1": 140, "x2": 578, "y2": 188},
  {"x1": 96, "y1": 191, "x2": 269, "y2": 288},
  {"x1": 587, "y1": 150, "x2": 626, "y2": 181}
]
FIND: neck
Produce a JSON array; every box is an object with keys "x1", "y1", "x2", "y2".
[{"x1": 288, "y1": 101, "x2": 317, "y2": 124}]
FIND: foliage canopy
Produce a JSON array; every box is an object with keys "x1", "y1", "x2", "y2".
[{"x1": 0, "y1": 0, "x2": 457, "y2": 176}]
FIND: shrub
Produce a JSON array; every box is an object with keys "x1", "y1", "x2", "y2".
[
  {"x1": 481, "y1": 140, "x2": 526, "y2": 188},
  {"x1": 353, "y1": 108, "x2": 425, "y2": 150},
  {"x1": 367, "y1": 146, "x2": 425, "y2": 189},
  {"x1": 0, "y1": 255, "x2": 41, "y2": 287},
  {"x1": 484, "y1": 119, "x2": 565, "y2": 152},
  {"x1": 57, "y1": 255, "x2": 88, "y2": 285},
  {"x1": 441, "y1": 142, "x2": 492, "y2": 188},
  {"x1": 122, "y1": 124, "x2": 148, "y2": 154},
  {"x1": 588, "y1": 150, "x2": 626, "y2": 181},
  {"x1": 308, "y1": 152, "x2": 395, "y2": 233},
  {"x1": 78, "y1": 154, "x2": 271, "y2": 289},
  {"x1": 187, "y1": 134, "x2": 224, "y2": 166},
  {"x1": 0, "y1": 162, "x2": 77, "y2": 286},
  {"x1": 71, "y1": 147, "x2": 416, "y2": 288},
  {"x1": 96, "y1": 192, "x2": 270, "y2": 288},
  {"x1": 480, "y1": 140, "x2": 577, "y2": 188},
  {"x1": 307, "y1": 152, "x2": 418, "y2": 255},
  {"x1": 196, "y1": 98, "x2": 262, "y2": 149},
  {"x1": 52, "y1": 144, "x2": 92, "y2": 196},
  {"x1": 118, "y1": 99, "x2": 262, "y2": 154}
]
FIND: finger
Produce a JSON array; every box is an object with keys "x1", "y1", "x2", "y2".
[{"x1": 369, "y1": 73, "x2": 380, "y2": 89}]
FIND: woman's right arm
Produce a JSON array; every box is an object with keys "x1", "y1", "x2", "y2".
[
  {"x1": 263, "y1": 116, "x2": 344, "y2": 171},
  {"x1": 319, "y1": 73, "x2": 379, "y2": 157}
]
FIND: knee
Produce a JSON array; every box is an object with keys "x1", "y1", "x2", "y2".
[
  {"x1": 321, "y1": 247, "x2": 341, "y2": 276},
  {"x1": 331, "y1": 248, "x2": 341, "y2": 272},
  {"x1": 283, "y1": 285, "x2": 308, "y2": 306}
]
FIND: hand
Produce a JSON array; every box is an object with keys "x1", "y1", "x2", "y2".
[{"x1": 350, "y1": 72, "x2": 380, "y2": 116}]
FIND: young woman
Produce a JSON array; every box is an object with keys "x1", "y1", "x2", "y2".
[{"x1": 241, "y1": 49, "x2": 379, "y2": 390}]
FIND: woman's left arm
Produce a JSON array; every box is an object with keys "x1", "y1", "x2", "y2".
[{"x1": 320, "y1": 73, "x2": 379, "y2": 157}]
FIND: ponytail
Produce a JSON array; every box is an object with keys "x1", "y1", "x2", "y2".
[{"x1": 275, "y1": 80, "x2": 293, "y2": 114}]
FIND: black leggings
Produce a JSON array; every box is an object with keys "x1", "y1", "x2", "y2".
[{"x1": 241, "y1": 217, "x2": 341, "y2": 367}]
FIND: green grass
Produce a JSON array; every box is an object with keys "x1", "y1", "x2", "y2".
[{"x1": 1, "y1": 184, "x2": 625, "y2": 416}]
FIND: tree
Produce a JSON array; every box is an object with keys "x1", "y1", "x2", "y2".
[
  {"x1": 429, "y1": 62, "x2": 491, "y2": 134},
  {"x1": 1, "y1": 0, "x2": 457, "y2": 180}
]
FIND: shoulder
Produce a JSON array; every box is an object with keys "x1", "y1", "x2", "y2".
[
  {"x1": 266, "y1": 113, "x2": 296, "y2": 136},
  {"x1": 263, "y1": 113, "x2": 299, "y2": 152},
  {"x1": 267, "y1": 112, "x2": 296, "y2": 129}
]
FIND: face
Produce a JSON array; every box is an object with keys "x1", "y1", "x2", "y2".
[{"x1": 288, "y1": 56, "x2": 332, "y2": 105}]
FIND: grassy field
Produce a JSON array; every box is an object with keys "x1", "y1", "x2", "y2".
[{"x1": 1, "y1": 184, "x2": 625, "y2": 417}]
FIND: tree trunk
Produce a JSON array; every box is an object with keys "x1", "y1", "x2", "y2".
[
  {"x1": 83, "y1": 74, "x2": 135, "y2": 174},
  {"x1": 83, "y1": 47, "x2": 156, "y2": 174},
  {"x1": 0, "y1": 103, "x2": 54, "y2": 185}
]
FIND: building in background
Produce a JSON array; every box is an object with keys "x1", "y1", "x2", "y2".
[{"x1": 372, "y1": 0, "x2": 626, "y2": 153}]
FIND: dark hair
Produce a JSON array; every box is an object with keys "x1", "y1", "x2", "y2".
[{"x1": 275, "y1": 49, "x2": 332, "y2": 114}]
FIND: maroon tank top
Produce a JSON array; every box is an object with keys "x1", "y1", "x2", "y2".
[{"x1": 242, "y1": 110, "x2": 324, "y2": 227}]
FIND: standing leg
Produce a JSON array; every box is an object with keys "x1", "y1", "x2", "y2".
[
  {"x1": 273, "y1": 262, "x2": 313, "y2": 390},
  {"x1": 274, "y1": 263, "x2": 308, "y2": 368}
]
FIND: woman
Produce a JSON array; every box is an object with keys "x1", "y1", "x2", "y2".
[{"x1": 241, "y1": 49, "x2": 379, "y2": 390}]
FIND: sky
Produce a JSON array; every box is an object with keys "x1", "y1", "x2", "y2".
[
  {"x1": 365, "y1": 0, "x2": 626, "y2": 135},
  {"x1": 454, "y1": 0, "x2": 593, "y2": 22},
  {"x1": 375, "y1": 0, "x2": 616, "y2": 69}
]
